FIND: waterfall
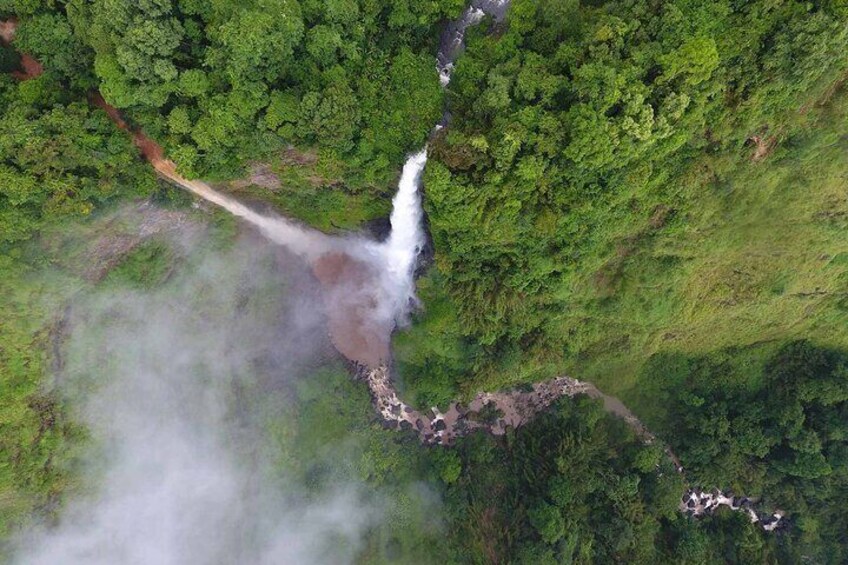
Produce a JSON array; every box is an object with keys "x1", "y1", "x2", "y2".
[
  {"x1": 141, "y1": 0, "x2": 511, "y2": 340},
  {"x1": 376, "y1": 0, "x2": 511, "y2": 324},
  {"x1": 380, "y1": 149, "x2": 428, "y2": 325}
]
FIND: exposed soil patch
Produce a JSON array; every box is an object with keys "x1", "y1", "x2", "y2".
[
  {"x1": 230, "y1": 164, "x2": 282, "y2": 191},
  {"x1": 282, "y1": 146, "x2": 318, "y2": 167},
  {"x1": 0, "y1": 18, "x2": 43, "y2": 80},
  {"x1": 749, "y1": 128, "x2": 783, "y2": 162},
  {"x1": 13, "y1": 52, "x2": 42, "y2": 80},
  {"x1": 312, "y1": 252, "x2": 391, "y2": 367}
]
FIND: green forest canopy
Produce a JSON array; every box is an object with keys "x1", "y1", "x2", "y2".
[
  {"x1": 1, "y1": 0, "x2": 848, "y2": 563},
  {"x1": 395, "y1": 0, "x2": 848, "y2": 405}
]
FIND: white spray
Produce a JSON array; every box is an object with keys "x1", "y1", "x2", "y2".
[
  {"x1": 155, "y1": 161, "x2": 336, "y2": 261},
  {"x1": 379, "y1": 149, "x2": 428, "y2": 324}
]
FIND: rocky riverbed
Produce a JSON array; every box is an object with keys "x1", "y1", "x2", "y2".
[
  {"x1": 681, "y1": 488, "x2": 786, "y2": 532},
  {"x1": 356, "y1": 362, "x2": 788, "y2": 532},
  {"x1": 356, "y1": 364, "x2": 591, "y2": 445}
]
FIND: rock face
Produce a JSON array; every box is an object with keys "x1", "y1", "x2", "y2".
[{"x1": 229, "y1": 164, "x2": 282, "y2": 191}]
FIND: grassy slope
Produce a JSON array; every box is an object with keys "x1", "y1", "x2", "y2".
[
  {"x1": 572, "y1": 91, "x2": 848, "y2": 399},
  {"x1": 395, "y1": 86, "x2": 848, "y2": 410}
]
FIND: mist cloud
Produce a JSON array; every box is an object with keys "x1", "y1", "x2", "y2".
[{"x1": 14, "y1": 230, "x2": 382, "y2": 565}]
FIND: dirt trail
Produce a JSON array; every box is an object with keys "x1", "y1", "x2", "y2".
[{"x1": 89, "y1": 92, "x2": 165, "y2": 163}]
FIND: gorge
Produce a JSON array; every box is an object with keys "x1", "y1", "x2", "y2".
[
  {"x1": 1, "y1": 0, "x2": 798, "y2": 548},
  {"x1": 115, "y1": 1, "x2": 787, "y2": 532}
]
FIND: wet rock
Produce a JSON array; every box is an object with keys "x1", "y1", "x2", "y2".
[{"x1": 363, "y1": 216, "x2": 392, "y2": 242}]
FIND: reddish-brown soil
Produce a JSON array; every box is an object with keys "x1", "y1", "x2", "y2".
[
  {"x1": 14, "y1": 53, "x2": 42, "y2": 80},
  {"x1": 88, "y1": 92, "x2": 165, "y2": 164},
  {"x1": 312, "y1": 252, "x2": 391, "y2": 367},
  {"x1": 1, "y1": 18, "x2": 43, "y2": 80}
]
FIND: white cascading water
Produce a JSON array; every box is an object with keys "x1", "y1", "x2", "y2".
[
  {"x1": 437, "y1": 7, "x2": 486, "y2": 86},
  {"x1": 379, "y1": 149, "x2": 428, "y2": 325},
  {"x1": 378, "y1": 1, "x2": 510, "y2": 323}
]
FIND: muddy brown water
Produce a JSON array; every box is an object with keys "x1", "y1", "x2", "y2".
[{"x1": 311, "y1": 252, "x2": 391, "y2": 367}]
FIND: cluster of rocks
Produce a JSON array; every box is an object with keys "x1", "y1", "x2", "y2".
[
  {"x1": 354, "y1": 363, "x2": 789, "y2": 533},
  {"x1": 680, "y1": 488, "x2": 786, "y2": 532},
  {"x1": 355, "y1": 363, "x2": 591, "y2": 445}
]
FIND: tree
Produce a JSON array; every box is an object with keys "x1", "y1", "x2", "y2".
[{"x1": 207, "y1": 1, "x2": 304, "y2": 84}]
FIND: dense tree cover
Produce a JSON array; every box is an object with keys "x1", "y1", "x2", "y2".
[
  {"x1": 0, "y1": 74, "x2": 155, "y2": 246},
  {"x1": 442, "y1": 396, "x2": 690, "y2": 563},
  {"x1": 6, "y1": 0, "x2": 453, "y2": 181},
  {"x1": 639, "y1": 341, "x2": 848, "y2": 563},
  {"x1": 1, "y1": 0, "x2": 457, "y2": 239},
  {"x1": 396, "y1": 0, "x2": 848, "y2": 403}
]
